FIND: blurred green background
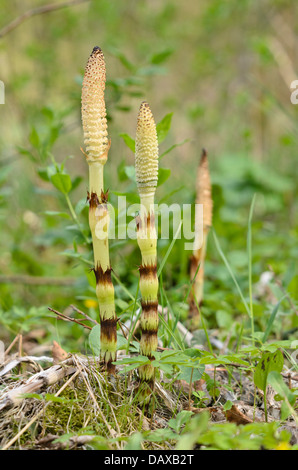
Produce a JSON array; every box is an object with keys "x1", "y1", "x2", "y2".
[{"x1": 0, "y1": 0, "x2": 297, "y2": 352}]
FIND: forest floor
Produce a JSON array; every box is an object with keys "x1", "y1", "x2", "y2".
[{"x1": 0, "y1": 334, "x2": 297, "y2": 451}]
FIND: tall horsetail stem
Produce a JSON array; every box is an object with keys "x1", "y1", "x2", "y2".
[
  {"x1": 81, "y1": 47, "x2": 117, "y2": 374},
  {"x1": 189, "y1": 149, "x2": 213, "y2": 329},
  {"x1": 135, "y1": 101, "x2": 159, "y2": 398}
]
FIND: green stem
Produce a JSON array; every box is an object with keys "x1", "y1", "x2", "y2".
[
  {"x1": 213, "y1": 230, "x2": 251, "y2": 318},
  {"x1": 248, "y1": 194, "x2": 256, "y2": 347},
  {"x1": 264, "y1": 386, "x2": 268, "y2": 422},
  {"x1": 188, "y1": 368, "x2": 194, "y2": 410},
  {"x1": 125, "y1": 279, "x2": 140, "y2": 355},
  {"x1": 65, "y1": 193, "x2": 89, "y2": 244},
  {"x1": 193, "y1": 294, "x2": 213, "y2": 354}
]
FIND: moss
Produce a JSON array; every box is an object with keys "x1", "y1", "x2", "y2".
[
  {"x1": 42, "y1": 386, "x2": 91, "y2": 434},
  {"x1": 0, "y1": 360, "x2": 184, "y2": 450},
  {"x1": 39, "y1": 376, "x2": 147, "y2": 440}
]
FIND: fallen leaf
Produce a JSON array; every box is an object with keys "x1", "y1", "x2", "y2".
[
  {"x1": 226, "y1": 404, "x2": 253, "y2": 425},
  {"x1": 52, "y1": 341, "x2": 68, "y2": 363},
  {"x1": 176, "y1": 379, "x2": 205, "y2": 394}
]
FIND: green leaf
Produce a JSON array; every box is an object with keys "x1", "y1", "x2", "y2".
[
  {"x1": 125, "y1": 432, "x2": 143, "y2": 450},
  {"x1": 178, "y1": 365, "x2": 205, "y2": 384},
  {"x1": 157, "y1": 168, "x2": 171, "y2": 186},
  {"x1": 114, "y1": 355, "x2": 149, "y2": 365},
  {"x1": 37, "y1": 167, "x2": 50, "y2": 181},
  {"x1": 41, "y1": 106, "x2": 54, "y2": 121},
  {"x1": 117, "y1": 333, "x2": 129, "y2": 351},
  {"x1": 119, "y1": 133, "x2": 135, "y2": 152},
  {"x1": 70, "y1": 176, "x2": 83, "y2": 192},
  {"x1": 156, "y1": 113, "x2": 173, "y2": 144},
  {"x1": 160, "y1": 139, "x2": 190, "y2": 159},
  {"x1": 109, "y1": 48, "x2": 136, "y2": 72},
  {"x1": 212, "y1": 230, "x2": 251, "y2": 318},
  {"x1": 176, "y1": 411, "x2": 209, "y2": 450},
  {"x1": 29, "y1": 126, "x2": 40, "y2": 149},
  {"x1": 51, "y1": 173, "x2": 72, "y2": 194},
  {"x1": 115, "y1": 355, "x2": 150, "y2": 374},
  {"x1": 267, "y1": 371, "x2": 297, "y2": 421},
  {"x1": 223, "y1": 400, "x2": 233, "y2": 411},
  {"x1": 150, "y1": 49, "x2": 174, "y2": 65},
  {"x1": 157, "y1": 220, "x2": 182, "y2": 279},
  {"x1": 168, "y1": 410, "x2": 193, "y2": 433},
  {"x1": 18, "y1": 146, "x2": 37, "y2": 162},
  {"x1": 117, "y1": 363, "x2": 141, "y2": 374},
  {"x1": 216, "y1": 310, "x2": 233, "y2": 329},
  {"x1": 254, "y1": 350, "x2": 284, "y2": 392},
  {"x1": 262, "y1": 296, "x2": 286, "y2": 343},
  {"x1": 145, "y1": 428, "x2": 178, "y2": 442},
  {"x1": 75, "y1": 198, "x2": 88, "y2": 215},
  {"x1": 117, "y1": 160, "x2": 129, "y2": 182},
  {"x1": 21, "y1": 393, "x2": 44, "y2": 400},
  {"x1": 124, "y1": 165, "x2": 136, "y2": 182},
  {"x1": 88, "y1": 324, "x2": 101, "y2": 356},
  {"x1": 43, "y1": 211, "x2": 71, "y2": 219},
  {"x1": 44, "y1": 394, "x2": 78, "y2": 404},
  {"x1": 48, "y1": 124, "x2": 62, "y2": 147},
  {"x1": 46, "y1": 164, "x2": 58, "y2": 179},
  {"x1": 183, "y1": 348, "x2": 204, "y2": 359},
  {"x1": 151, "y1": 360, "x2": 174, "y2": 375}
]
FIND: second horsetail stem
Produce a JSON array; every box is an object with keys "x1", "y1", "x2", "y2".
[
  {"x1": 135, "y1": 101, "x2": 159, "y2": 398},
  {"x1": 189, "y1": 148, "x2": 213, "y2": 329},
  {"x1": 81, "y1": 47, "x2": 117, "y2": 374}
]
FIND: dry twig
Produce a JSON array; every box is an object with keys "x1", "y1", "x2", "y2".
[
  {"x1": 48, "y1": 307, "x2": 93, "y2": 330},
  {"x1": 0, "y1": 0, "x2": 90, "y2": 39},
  {"x1": 1, "y1": 369, "x2": 80, "y2": 450},
  {"x1": 0, "y1": 359, "x2": 77, "y2": 412}
]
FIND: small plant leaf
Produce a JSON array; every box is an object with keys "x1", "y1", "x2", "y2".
[
  {"x1": 119, "y1": 133, "x2": 135, "y2": 152},
  {"x1": 262, "y1": 296, "x2": 286, "y2": 343},
  {"x1": 168, "y1": 410, "x2": 193, "y2": 433},
  {"x1": 254, "y1": 350, "x2": 284, "y2": 392},
  {"x1": 43, "y1": 211, "x2": 71, "y2": 219},
  {"x1": 157, "y1": 168, "x2": 171, "y2": 186},
  {"x1": 29, "y1": 126, "x2": 40, "y2": 149},
  {"x1": 88, "y1": 324, "x2": 101, "y2": 356},
  {"x1": 267, "y1": 371, "x2": 297, "y2": 421},
  {"x1": 51, "y1": 173, "x2": 72, "y2": 194},
  {"x1": 150, "y1": 48, "x2": 174, "y2": 65},
  {"x1": 178, "y1": 365, "x2": 204, "y2": 384},
  {"x1": 124, "y1": 165, "x2": 136, "y2": 182},
  {"x1": 156, "y1": 113, "x2": 173, "y2": 144}
]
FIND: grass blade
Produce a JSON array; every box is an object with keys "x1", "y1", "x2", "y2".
[
  {"x1": 212, "y1": 229, "x2": 250, "y2": 318},
  {"x1": 157, "y1": 220, "x2": 182, "y2": 277},
  {"x1": 262, "y1": 295, "x2": 286, "y2": 343},
  {"x1": 247, "y1": 193, "x2": 257, "y2": 345}
]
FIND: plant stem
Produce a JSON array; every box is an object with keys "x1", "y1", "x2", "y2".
[
  {"x1": 213, "y1": 229, "x2": 251, "y2": 318},
  {"x1": 81, "y1": 47, "x2": 117, "y2": 374},
  {"x1": 65, "y1": 193, "x2": 89, "y2": 244},
  {"x1": 188, "y1": 368, "x2": 194, "y2": 410},
  {"x1": 134, "y1": 101, "x2": 159, "y2": 402},
  {"x1": 193, "y1": 294, "x2": 213, "y2": 354},
  {"x1": 137, "y1": 193, "x2": 159, "y2": 391},
  {"x1": 248, "y1": 194, "x2": 256, "y2": 347},
  {"x1": 264, "y1": 386, "x2": 268, "y2": 422}
]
